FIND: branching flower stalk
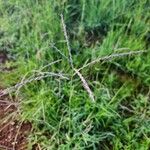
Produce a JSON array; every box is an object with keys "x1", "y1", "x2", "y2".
[
  {"x1": 61, "y1": 14, "x2": 74, "y2": 69},
  {"x1": 0, "y1": 72, "x2": 69, "y2": 97},
  {"x1": 74, "y1": 69, "x2": 95, "y2": 102}
]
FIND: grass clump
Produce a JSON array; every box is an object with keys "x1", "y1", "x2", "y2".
[{"x1": 0, "y1": 0, "x2": 150, "y2": 149}]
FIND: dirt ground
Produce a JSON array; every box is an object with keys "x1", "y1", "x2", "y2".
[{"x1": 0, "y1": 52, "x2": 32, "y2": 150}]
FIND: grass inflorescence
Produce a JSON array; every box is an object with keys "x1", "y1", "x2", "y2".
[{"x1": 0, "y1": 0, "x2": 150, "y2": 149}]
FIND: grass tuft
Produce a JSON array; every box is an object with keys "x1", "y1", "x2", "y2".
[{"x1": 0, "y1": 0, "x2": 150, "y2": 149}]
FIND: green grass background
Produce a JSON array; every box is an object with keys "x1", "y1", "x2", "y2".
[{"x1": 0, "y1": 0, "x2": 150, "y2": 149}]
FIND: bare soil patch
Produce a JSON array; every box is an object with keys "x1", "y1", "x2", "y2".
[
  {"x1": 0, "y1": 93, "x2": 32, "y2": 150},
  {"x1": 0, "y1": 52, "x2": 32, "y2": 150}
]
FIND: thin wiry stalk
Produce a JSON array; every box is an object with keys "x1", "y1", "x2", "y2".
[
  {"x1": 119, "y1": 104, "x2": 134, "y2": 113},
  {"x1": 50, "y1": 43, "x2": 69, "y2": 60},
  {"x1": 40, "y1": 59, "x2": 62, "y2": 71},
  {"x1": 0, "y1": 72, "x2": 69, "y2": 97},
  {"x1": 76, "y1": 50, "x2": 147, "y2": 73},
  {"x1": 15, "y1": 72, "x2": 34, "y2": 97},
  {"x1": 61, "y1": 14, "x2": 74, "y2": 68},
  {"x1": 74, "y1": 69, "x2": 95, "y2": 102}
]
